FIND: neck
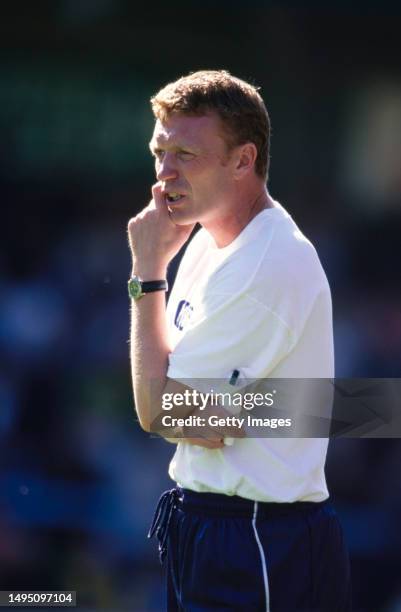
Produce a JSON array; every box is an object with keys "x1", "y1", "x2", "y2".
[{"x1": 203, "y1": 186, "x2": 275, "y2": 248}]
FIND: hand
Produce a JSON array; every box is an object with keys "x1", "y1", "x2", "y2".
[
  {"x1": 182, "y1": 403, "x2": 246, "y2": 449},
  {"x1": 127, "y1": 182, "x2": 195, "y2": 278},
  {"x1": 184, "y1": 436, "x2": 225, "y2": 449}
]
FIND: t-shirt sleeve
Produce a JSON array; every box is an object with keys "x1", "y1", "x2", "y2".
[{"x1": 167, "y1": 291, "x2": 294, "y2": 384}]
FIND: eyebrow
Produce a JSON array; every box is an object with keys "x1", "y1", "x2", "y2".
[{"x1": 148, "y1": 140, "x2": 200, "y2": 154}]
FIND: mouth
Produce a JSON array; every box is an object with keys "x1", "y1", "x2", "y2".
[{"x1": 164, "y1": 192, "x2": 186, "y2": 206}]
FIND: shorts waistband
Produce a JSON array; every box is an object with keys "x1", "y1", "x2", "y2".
[
  {"x1": 177, "y1": 488, "x2": 330, "y2": 518},
  {"x1": 148, "y1": 487, "x2": 330, "y2": 564}
]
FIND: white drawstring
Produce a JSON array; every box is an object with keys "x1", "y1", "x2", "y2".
[{"x1": 252, "y1": 501, "x2": 270, "y2": 612}]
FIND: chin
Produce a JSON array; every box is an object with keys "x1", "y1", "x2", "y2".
[{"x1": 168, "y1": 209, "x2": 196, "y2": 227}]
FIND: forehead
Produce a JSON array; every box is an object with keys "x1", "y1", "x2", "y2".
[{"x1": 150, "y1": 113, "x2": 226, "y2": 149}]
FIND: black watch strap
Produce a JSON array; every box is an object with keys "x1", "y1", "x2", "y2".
[{"x1": 141, "y1": 280, "x2": 168, "y2": 292}]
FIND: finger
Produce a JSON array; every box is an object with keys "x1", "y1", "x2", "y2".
[
  {"x1": 183, "y1": 425, "x2": 225, "y2": 445},
  {"x1": 151, "y1": 182, "x2": 167, "y2": 211},
  {"x1": 184, "y1": 425, "x2": 222, "y2": 440},
  {"x1": 208, "y1": 423, "x2": 246, "y2": 438},
  {"x1": 185, "y1": 437, "x2": 224, "y2": 449},
  {"x1": 205, "y1": 406, "x2": 246, "y2": 438}
]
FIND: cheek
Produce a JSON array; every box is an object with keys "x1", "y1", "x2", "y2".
[
  {"x1": 186, "y1": 160, "x2": 230, "y2": 195},
  {"x1": 210, "y1": 168, "x2": 231, "y2": 192}
]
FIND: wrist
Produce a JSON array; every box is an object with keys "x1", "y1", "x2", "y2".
[{"x1": 131, "y1": 263, "x2": 167, "y2": 281}]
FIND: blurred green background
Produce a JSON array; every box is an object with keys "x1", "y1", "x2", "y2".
[{"x1": 1, "y1": 1, "x2": 401, "y2": 610}]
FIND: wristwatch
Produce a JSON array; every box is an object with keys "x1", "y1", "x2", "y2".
[{"x1": 128, "y1": 275, "x2": 168, "y2": 300}]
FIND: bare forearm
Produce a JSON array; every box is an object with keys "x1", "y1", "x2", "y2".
[{"x1": 130, "y1": 290, "x2": 170, "y2": 431}]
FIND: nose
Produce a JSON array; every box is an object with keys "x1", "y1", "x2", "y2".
[{"x1": 156, "y1": 152, "x2": 178, "y2": 182}]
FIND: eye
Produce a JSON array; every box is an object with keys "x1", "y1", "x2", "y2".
[
  {"x1": 177, "y1": 150, "x2": 195, "y2": 160},
  {"x1": 153, "y1": 149, "x2": 165, "y2": 161}
]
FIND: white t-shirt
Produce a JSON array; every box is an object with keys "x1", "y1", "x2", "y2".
[{"x1": 166, "y1": 204, "x2": 334, "y2": 502}]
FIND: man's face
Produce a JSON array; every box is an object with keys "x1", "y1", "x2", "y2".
[{"x1": 149, "y1": 113, "x2": 235, "y2": 227}]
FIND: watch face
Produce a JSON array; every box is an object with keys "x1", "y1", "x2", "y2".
[{"x1": 128, "y1": 278, "x2": 143, "y2": 300}]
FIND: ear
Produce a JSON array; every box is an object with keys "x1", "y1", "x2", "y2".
[{"x1": 232, "y1": 143, "x2": 258, "y2": 180}]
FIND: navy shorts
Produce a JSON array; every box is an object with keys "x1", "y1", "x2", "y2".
[{"x1": 149, "y1": 488, "x2": 352, "y2": 612}]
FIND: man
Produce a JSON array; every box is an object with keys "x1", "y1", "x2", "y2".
[{"x1": 128, "y1": 70, "x2": 351, "y2": 611}]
